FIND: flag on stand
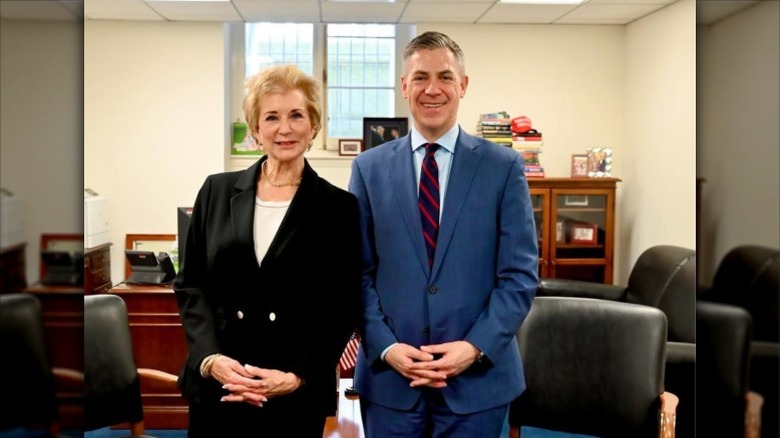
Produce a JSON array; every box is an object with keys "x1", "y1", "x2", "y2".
[{"x1": 339, "y1": 332, "x2": 360, "y2": 377}]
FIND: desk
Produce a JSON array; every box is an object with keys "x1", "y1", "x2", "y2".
[
  {"x1": 107, "y1": 283, "x2": 189, "y2": 428},
  {"x1": 23, "y1": 283, "x2": 84, "y2": 428},
  {"x1": 325, "y1": 379, "x2": 365, "y2": 438}
]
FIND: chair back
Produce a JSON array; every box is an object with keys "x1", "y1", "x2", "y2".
[
  {"x1": 510, "y1": 297, "x2": 668, "y2": 438},
  {"x1": 0, "y1": 293, "x2": 60, "y2": 432},
  {"x1": 84, "y1": 294, "x2": 144, "y2": 431},
  {"x1": 696, "y1": 301, "x2": 753, "y2": 437},
  {"x1": 626, "y1": 245, "x2": 696, "y2": 343}
]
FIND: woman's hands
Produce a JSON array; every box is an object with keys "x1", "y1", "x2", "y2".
[{"x1": 211, "y1": 356, "x2": 302, "y2": 407}]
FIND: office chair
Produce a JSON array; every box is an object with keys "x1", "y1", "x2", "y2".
[
  {"x1": 0, "y1": 293, "x2": 82, "y2": 437},
  {"x1": 537, "y1": 244, "x2": 696, "y2": 436},
  {"x1": 696, "y1": 301, "x2": 763, "y2": 438},
  {"x1": 84, "y1": 294, "x2": 177, "y2": 438},
  {"x1": 508, "y1": 296, "x2": 677, "y2": 438}
]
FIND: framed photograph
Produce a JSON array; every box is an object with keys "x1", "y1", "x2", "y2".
[
  {"x1": 363, "y1": 117, "x2": 409, "y2": 150},
  {"x1": 569, "y1": 222, "x2": 599, "y2": 244},
  {"x1": 338, "y1": 139, "x2": 362, "y2": 156},
  {"x1": 564, "y1": 195, "x2": 589, "y2": 207},
  {"x1": 587, "y1": 147, "x2": 613, "y2": 177},
  {"x1": 570, "y1": 154, "x2": 588, "y2": 177}
]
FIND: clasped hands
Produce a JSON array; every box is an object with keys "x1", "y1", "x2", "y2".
[
  {"x1": 209, "y1": 355, "x2": 302, "y2": 407},
  {"x1": 385, "y1": 340, "x2": 480, "y2": 389}
]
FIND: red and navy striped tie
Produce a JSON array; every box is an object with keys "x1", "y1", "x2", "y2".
[{"x1": 419, "y1": 143, "x2": 440, "y2": 269}]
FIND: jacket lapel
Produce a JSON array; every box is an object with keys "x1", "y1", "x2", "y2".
[
  {"x1": 230, "y1": 159, "x2": 263, "y2": 263},
  {"x1": 432, "y1": 131, "x2": 481, "y2": 278},
  {"x1": 389, "y1": 137, "x2": 431, "y2": 275}
]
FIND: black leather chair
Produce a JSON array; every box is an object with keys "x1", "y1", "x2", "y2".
[
  {"x1": 508, "y1": 296, "x2": 676, "y2": 438},
  {"x1": 699, "y1": 245, "x2": 779, "y2": 438},
  {"x1": 0, "y1": 293, "x2": 81, "y2": 437},
  {"x1": 696, "y1": 301, "x2": 762, "y2": 438},
  {"x1": 536, "y1": 244, "x2": 696, "y2": 437},
  {"x1": 84, "y1": 294, "x2": 177, "y2": 437}
]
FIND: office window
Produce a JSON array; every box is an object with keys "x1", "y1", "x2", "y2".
[
  {"x1": 243, "y1": 23, "x2": 396, "y2": 140},
  {"x1": 327, "y1": 24, "x2": 396, "y2": 138}
]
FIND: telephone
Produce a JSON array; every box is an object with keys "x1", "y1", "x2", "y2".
[{"x1": 125, "y1": 250, "x2": 176, "y2": 285}]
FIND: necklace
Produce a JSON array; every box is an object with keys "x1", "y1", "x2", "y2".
[{"x1": 262, "y1": 160, "x2": 302, "y2": 188}]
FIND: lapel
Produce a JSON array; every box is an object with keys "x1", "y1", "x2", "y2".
[
  {"x1": 229, "y1": 156, "x2": 318, "y2": 268},
  {"x1": 388, "y1": 136, "x2": 431, "y2": 275},
  {"x1": 432, "y1": 131, "x2": 481, "y2": 278}
]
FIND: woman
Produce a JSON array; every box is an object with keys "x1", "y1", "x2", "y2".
[{"x1": 174, "y1": 65, "x2": 361, "y2": 437}]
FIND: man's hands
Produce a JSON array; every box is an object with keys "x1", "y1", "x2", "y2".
[
  {"x1": 208, "y1": 355, "x2": 302, "y2": 407},
  {"x1": 385, "y1": 341, "x2": 480, "y2": 388}
]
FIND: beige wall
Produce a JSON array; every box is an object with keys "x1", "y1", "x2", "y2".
[
  {"x1": 1, "y1": 19, "x2": 83, "y2": 281},
  {"x1": 85, "y1": 20, "x2": 226, "y2": 283},
  {"x1": 619, "y1": 0, "x2": 696, "y2": 281},
  {"x1": 697, "y1": 0, "x2": 780, "y2": 285}
]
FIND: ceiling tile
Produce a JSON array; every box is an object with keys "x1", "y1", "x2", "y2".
[
  {"x1": 85, "y1": 0, "x2": 163, "y2": 21},
  {"x1": 555, "y1": 3, "x2": 665, "y2": 24},
  {"x1": 478, "y1": 3, "x2": 577, "y2": 24},
  {"x1": 0, "y1": 0, "x2": 80, "y2": 20},
  {"x1": 400, "y1": 2, "x2": 491, "y2": 23},
  {"x1": 321, "y1": 1, "x2": 406, "y2": 23},
  {"x1": 146, "y1": 0, "x2": 242, "y2": 21},
  {"x1": 234, "y1": 0, "x2": 321, "y2": 22}
]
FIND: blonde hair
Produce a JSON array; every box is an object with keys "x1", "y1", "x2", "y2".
[{"x1": 243, "y1": 65, "x2": 322, "y2": 144}]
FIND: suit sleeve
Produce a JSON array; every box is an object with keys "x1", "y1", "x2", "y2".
[
  {"x1": 173, "y1": 177, "x2": 220, "y2": 378},
  {"x1": 463, "y1": 154, "x2": 538, "y2": 363},
  {"x1": 349, "y1": 159, "x2": 400, "y2": 365}
]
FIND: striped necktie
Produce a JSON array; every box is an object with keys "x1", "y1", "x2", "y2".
[{"x1": 419, "y1": 143, "x2": 440, "y2": 269}]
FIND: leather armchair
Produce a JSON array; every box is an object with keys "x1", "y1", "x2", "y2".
[
  {"x1": 537, "y1": 245, "x2": 696, "y2": 437},
  {"x1": 508, "y1": 296, "x2": 676, "y2": 438},
  {"x1": 699, "y1": 245, "x2": 779, "y2": 438},
  {"x1": 84, "y1": 294, "x2": 178, "y2": 437}
]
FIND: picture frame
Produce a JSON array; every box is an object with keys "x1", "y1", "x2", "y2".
[
  {"x1": 587, "y1": 147, "x2": 613, "y2": 177},
  {"x1": 569, "y1": 222, "x2": 599, "y2": 244},
  {"x1": 363, "y1": 117, "x2": 409, "y2": 150},
  {"x1": 570, "y1": 154, "x2": 589, "y2": 177},
  {"x1": 338, "y1": 139, "x2": 362, "y2": 156},
  {"x1": 564, "y1": 195, "x2": 589, "y2": 207}
]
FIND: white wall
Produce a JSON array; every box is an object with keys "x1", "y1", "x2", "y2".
[
  {"x1": 619, "y1": 0, "x2": 697, "y2": 281},
  {"x1": 84, "y1": 2, "x2": 696, "y2": 285},
  {"x1": 1, "y1": 19, "x2": 83, "y2": 282},
  {"x1": 697, "y1": 0, "x2": 780, "y2": 285},
  {"x1": 85, "y1": 21, "x2": 226, "y2": 283}
]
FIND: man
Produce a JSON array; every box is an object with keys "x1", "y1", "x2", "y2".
[
  {"x1": 348, "y1": 31, "x2": 538, "y2": 437},
  {"x1": 371, "y1": 125, "x2": 386, "y2": 147}
]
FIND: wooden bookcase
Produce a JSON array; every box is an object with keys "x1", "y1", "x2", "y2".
[{"x1": 527, "y1": 178, "x2": 620, "y2": 284}]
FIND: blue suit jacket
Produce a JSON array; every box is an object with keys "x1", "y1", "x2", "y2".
[{"x1": 348, "y1": 128, "x2": 538, "y2": 415}]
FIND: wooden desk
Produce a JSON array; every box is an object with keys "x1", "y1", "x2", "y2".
[
  {"x1": 325, "y1": 379, "x2": 365, "y2": 438},
  {"x1": 107, "y1": 283, "x2": 189, "y2": 428},
  {"x1": 23, "y1": 283, "x2": 84, "y2": 429}
]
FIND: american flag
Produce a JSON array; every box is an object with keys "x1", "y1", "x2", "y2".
[{"x1": 339, "y1": 332, "x2": 360, "y2": 377}]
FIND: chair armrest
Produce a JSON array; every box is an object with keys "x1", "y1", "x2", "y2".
[
  {"x1": 138, "y1": 367, "x2": 179, "y2": 393},
  {"x1": 750, "y1": 341, "x2": 779, "y2": 359},
  {"x1": 538, "y1": 278, "x2": 628, "y2": 301},
  {"x1": 666, "y1": 341, "x2": 695, "y2": 365},
  {"x1": 53, "y1": 367, "x2": 85, "y2": 385},
  {"x1": 745, "y1": 391, "x2": 764, "y2": 438},
  {"x1": 660, "y1": 391, "x2": 679, "y2": 438}
]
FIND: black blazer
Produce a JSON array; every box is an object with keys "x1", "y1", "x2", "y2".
[{"x1": 173, "y1": 157, "x2": 361, "y2": 414}]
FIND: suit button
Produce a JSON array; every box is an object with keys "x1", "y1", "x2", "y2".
[
  {"x1": 269, "y1": 312, "x2": 276, "y2": 321},
  {"x1": 422, "y1": 327, "x2": 430, "y2": 334},
  {"x1": 428, "y1": 286, "x2": 439, "y2": 294},
  {"x1": 237, "y1": 310, "x2": 244, "y2": 320}
]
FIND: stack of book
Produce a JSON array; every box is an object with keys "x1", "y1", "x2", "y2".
[
  {"x1": 513, "y1": 131, "x2": 544, "y2": 178},
  {"x1": 476, "y1": 112, "x2": 513, "y2": 148}
]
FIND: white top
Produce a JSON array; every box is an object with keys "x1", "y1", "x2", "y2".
[{"x1": 254, "y1": 197, "x2": 292, "y2": 266}]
